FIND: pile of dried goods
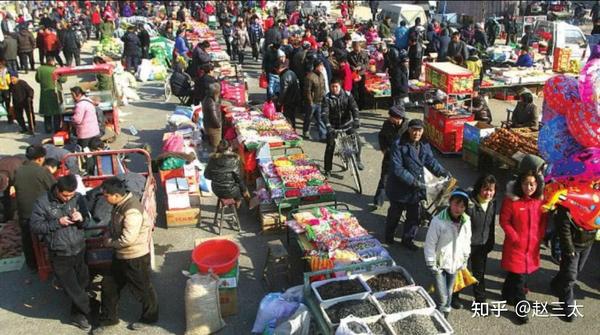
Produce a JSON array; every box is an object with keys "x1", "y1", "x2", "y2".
[
  {"x1": 366, "y1": 271, "x2": 410, "y2": 292},
  {"x1": 325, "y1": 299, "x2": 380, "y2": 324},
  {"x1": 377, "y1": 290, "x2": 429, "y2": 314},
  {"x1": 390, "y1": 314, "x2": 443, "y2": 335},
  {"x1": 368, "y1": 319, "x2": 392, "y2": 335},
  {"x1": 481, "y1": 128, "x2": 539, "y2": 156},
  {"x1": 317, "y1": 279, "x2": 366, "y2": 300}
]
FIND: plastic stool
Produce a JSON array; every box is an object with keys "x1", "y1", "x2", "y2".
[
  {"x1": 213, "y1": 198, "x2": 241, "y2": 235},
  {"x1": 262, "y1": 240, "x2": 290, "y2": 290}
]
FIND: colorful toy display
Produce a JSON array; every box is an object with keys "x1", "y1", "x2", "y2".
[
  {"x1": 565, "y1": 101, "x2": 600, "y2": 148},
  {"x1": 538, "y1": 115, "x2": 583, "y2": 163},
  {"x1": 543, "y1": 75, "x2": 579, "y2": 112},
  {"x1": 578, "y1": 58, "x2": 600, "y2": 108}
]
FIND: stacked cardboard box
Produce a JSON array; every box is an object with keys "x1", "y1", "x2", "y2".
[{"x1": 462, "y1": 121, "x2": 496, "y2": 168}]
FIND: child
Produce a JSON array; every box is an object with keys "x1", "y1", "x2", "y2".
[
  {"x1": 453, "y1": 174, "x2": 498, "y2": 308},
  {"x1": 424, "y1": 189, "x2": 472, "y2": 320},
  {"x1": 500, "y1": 170, "x2": 546, "y2": 324}
]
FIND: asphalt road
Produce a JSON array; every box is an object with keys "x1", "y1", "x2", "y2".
[{"x1": 1, "y1": 35, "x2": 599, "y2": 335}]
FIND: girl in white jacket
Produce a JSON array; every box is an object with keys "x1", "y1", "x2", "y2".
[{"x1": 424, "y1": 189, "x2": 472, "y2": 319}]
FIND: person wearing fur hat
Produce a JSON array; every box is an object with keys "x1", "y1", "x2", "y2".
[
  {"x1": 372, "y1": 104, "x2": 407, "y2": 210},
  {"x1": 500, "y1": 169, "x2": 546, "y2": 324},
  {"x1": 424, "y1": 189, "x2": 472, "y2": 320}
]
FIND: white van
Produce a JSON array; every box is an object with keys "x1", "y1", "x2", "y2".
[
  {"x1": 377, "y1": 4, "x2": 428, "y2": 28},
  {"x1": 533, "y1": 20, "x2": 590, "y2": 62}
]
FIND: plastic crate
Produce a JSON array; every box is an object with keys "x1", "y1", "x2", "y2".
[
  {"x1": 359, "y1": 266, "x2": 416, "y2": 292},
  {"x1": 0, "y1": 254, "x2": 25, "y2": 273},
  {"x1": 372, "y1": 286, "x2": 436, "y2": 318},
  {"x1": 385, "y1": 309, "x2": 454, "y2": 335},
  {"x1": 320, "y1": 295, "x2": 383, "y2": 328},
  {"x1": 311, "y1": 275, "x2": 371, "y2": 304},
  {"x1": 425, "y1": 62, "x2": 474, "y2": 94}
]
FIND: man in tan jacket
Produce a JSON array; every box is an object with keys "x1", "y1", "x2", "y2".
[{"x1": 94, "y1": 177, "x2": 158, "y2": 334}]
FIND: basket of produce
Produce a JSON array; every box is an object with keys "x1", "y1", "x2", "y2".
[
  {"x1": 481, "y1": 127, "x2": 539, "y2": 157},
  {"x1": 372, "y1": 286, "x2": 436, "y2": 318},
  {"x1": 311, "y1": 275, "x2": 371, "y2": 304}
]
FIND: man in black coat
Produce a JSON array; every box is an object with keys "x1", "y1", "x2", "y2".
[
  {"x1": 60, "y1": 23, "x2": 82, "y2": 67},
  {"x1": 263, "y1": 22, "x2": 283, "y2": 54},
  {"x1": 373, "y1": 105, "x2": 407, "y2": 209},
  {"x1": 322, "y1": 78, "x2": 363, "y2": 176},
  {"x1": 277, "y1": 60, "x2": 301, "y2": 129},
  {"x1": 447, "y1": 31, "x2": 469, "y2": 62},
  {"x1": 121, "y1": 26, "x2": 141, "y2": 72},
  {"x1": 387, "y1": 47, "x2": 409, "y2": 106},
  {"x1": 30, "y1": 175, "x2": 92, "y2": 331},
  {"x1": 9, "y1": 72, "x2": 35, "y2": 133},
  {"x1": 138, "y1": 25, "x2": 150, "y2": 59},
  {"x1": 437, "y1": 29, "x2": 451, "y2": 61}
]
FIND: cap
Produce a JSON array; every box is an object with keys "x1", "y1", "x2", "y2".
[
  {"x1": 389, "y1": 104, "x2": 406, "y2": 118},
  {"x1": 408, "y1": 119, "x2": 424, "y2": 129}
]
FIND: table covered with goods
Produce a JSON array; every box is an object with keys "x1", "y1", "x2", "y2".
[
  {"x1": 423, "y1": 62, "x2": 474, "y2": 154},
  {"x1": 479, "y1": 127, "x2": 540, "y2": 169}
]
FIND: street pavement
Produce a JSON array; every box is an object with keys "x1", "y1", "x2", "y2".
[{"x1": 0, "y1": 35, "x2": 599, "y2": 335}]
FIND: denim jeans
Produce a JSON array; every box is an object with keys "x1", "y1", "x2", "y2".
[
  {"x1": 303, "y1": 104, "x2": 326, "y2": 140},
  {"x1": 432, "y1": 269, "x2": 457, "y2": 313}
]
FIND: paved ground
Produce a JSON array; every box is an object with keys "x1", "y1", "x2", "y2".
[{"x1": 1, "y1": 27, "x2": 599, "y2": 335}]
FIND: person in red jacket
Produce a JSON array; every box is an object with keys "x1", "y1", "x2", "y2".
[
  {"x1": 302, "y1": 28, "x2": 318, "y2": 50},
  {"x1": 499, "y1": 170, "x2": 546, "y2": 325},
  {"x1": 42, "y1": 28, "x2": 63, "y2": 66},
  {"x1": 337, "y1": 54, "x2": 353, "y2": 94},
  {"x1": 91, "y1": 5, "x2": 102, "y2": 40}
]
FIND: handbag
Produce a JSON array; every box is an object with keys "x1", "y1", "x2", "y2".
[{"x1": 453, "y1": 268, "x2": 478, "y2": 293}]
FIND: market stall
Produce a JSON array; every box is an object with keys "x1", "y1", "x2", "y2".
[
  {"x1": 423, "y1": 62, "x2": 474, "y2": 154},
  {"x1": 480, "y1": 66, "x2": 555, "y2": 99},
  {"x1": 478, "y1": 127, "x2": 540, "y2": 169}
]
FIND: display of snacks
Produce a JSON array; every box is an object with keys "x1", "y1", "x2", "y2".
[
  {"x1": 481, "y1": 127, "x2": 539, "y2": 157},
  {"x1": 365, "y1": 72, "x2": 391, "y2": 97},
  {"x1": 425, "y1": 62, "x2": 473, "y2": 94},
  {"x1": 231, "y1": 108, "x2": 301, "y2": 149}
]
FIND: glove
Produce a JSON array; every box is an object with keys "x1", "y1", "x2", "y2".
[{"x1": 352, "y1": 119, "x2": 360, "y2": 129}]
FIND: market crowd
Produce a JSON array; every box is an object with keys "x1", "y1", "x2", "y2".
[{"x1": 0, "y1": 0, "x2": 598, "y2": 333}]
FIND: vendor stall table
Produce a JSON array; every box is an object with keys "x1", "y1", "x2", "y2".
[{"x1": 478, "y1": 127, "x2": 540, "y2": 170}]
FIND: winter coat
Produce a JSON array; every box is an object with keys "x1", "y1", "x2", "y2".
[
  {"x1": 16, "y1": 29, "x2": 35, "y2": 53},
  {"x1": 348, "y1": 50, "x2": 369, "y2": 75},
  {"x1": 278, "y1": 68, "x2": 301, "y2": 106},
  {"x1": 447, "y1": 40, "x2": 468, "y2": 61},
  {"x1": 232, "y1": 26, "x2": 249, "y2": 49},
  {"x1": 193, "y1": 73, "x2": 217, "y2": 103},
  {"x1": 303, "y1": 71, "x2": 326, "y2": 105},
  {"x1": 339, "y1": 62, "x2": 352, "y2": 92},
  {"x1": 42, "y1": 31, "x2": 60, "y2": 52},
  {"x1": 390, "y1": 65, "x2": 409, "y2": 98},
  {"x1": 424, "y1": 209, "x2": 472, "y2": 274},
  {"x1": 321, "y1": 90, "x2": 359, "y2": 130},
  {"x1": 91, "y1": 11, "x2": 102, "y2": 25},
  {"x1": 378, "y1": 119, "x2": 406, "y2": 176},
  {"x1": 248, "y1": 22, "x2": 263, "y2": 44},
  {"x1": 72, "y1": 97, "x2": 100, "y2": 140},
  {"x1": 107, "y1": 192, "x2": 151, "y2": 260},
  {"x1": 379, "y1": 21, "x2": 392, "y2": 39},
  {"x1": 267, "y1": 72, "x2": 280, "y2": 99},
  {"x1": 511, "y1": 101, "x2": 539, "y2": 128},
  {"x1": 35, "y1": 64, "x2": 63, "y2": 116},
  {"x1": 13, "y1": 161, "x2": 55, "y2": 220},
  {"x1": 29, "y1": 185, "x2": 89, "y2": 257},
  {"x1": 264, "y1": 26, "x2": 282, "y2": 48},
  {"x1": 385, "y1": 132, "x2": 447, "y2": 204},
  {"x1": 121, "y1": 31, "x2": 141, "y2": 57},
  {"x1": 138, "y1": 29, "x2": 150, "y2": 48},
  {"x1": 60, "y1": 29, "x2": 81, "y2": 52},
  {"x1": 555, "y1": 206, "x2": 597, "y2": 255},
  {"x1": 499, "y1": 188, "x2": 546, "y2": 274},
  {"x1": 394, "y1": 26, "x2": 409, "y2": 50},
  {"x1": 290, "y1": 48, "x2": 307, "y2": 79},
  {"x1": 99, "y1": 21, "x2": 114, "y2": 40},
  {"x1": 0, "y1": 34, "x2": 18, "y2": 60},
  {"x1": 204, "y1": 152, "x2": 246, "y2": 199},
  {"x1": 437, "y1": 35, "x2": 451, "y2": 61},
  {"x1": 202, "y1": 86, "x2": 221, "y2": 129},
  {"x1": 10, "y1": 79, "x2": 34, "y2": 106},
  {"x1": 467, "y1": 193, "x2": 497, "y2": 249},
  {"x1": 174, "y1": 35, "x2": 189, "y2": 55}
]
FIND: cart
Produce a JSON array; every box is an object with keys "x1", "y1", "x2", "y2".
[
  {"x1": 53, "y1": 64, "x2": 122, "y2": 136},
  {"x1": 32, "y1": 149, "x2": 157, "y2": 281}
]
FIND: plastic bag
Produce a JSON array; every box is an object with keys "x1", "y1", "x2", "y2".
[
  {"x1": 273, "y1": 304, "x2": 310, "y2": 335},
  {"x1": 163, "y1": 133, "x2": 185, "y2": 152},
  {"x1": 161, "y1": 157, "x2": 186, "y2": 170},
  {"x1": 336, "y1": 316, "x2": 373, "y2": 335},
  {"x1": 184, "y1": 273, "x2": 225, "y2": 335},
  {"x1": 252, "y1": 293, "x2": 300, "y2": 333},
  {"x1": 453, "y1": 268, "x2": 479, "y2": 293},
  {"x1": 262, "y1": 100, "x2": 277, "y2": 120},
  {"x1": 259, "y1": 73, "x2": 268, "y2": 89}
]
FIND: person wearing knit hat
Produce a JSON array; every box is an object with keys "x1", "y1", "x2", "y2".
[{"x1": 372, "y1": 104, "x2": 408, "y2": 209}]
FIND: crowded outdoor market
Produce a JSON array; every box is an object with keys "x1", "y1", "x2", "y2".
[{"x1": 0, "y1": 1, "x2": 599, "y2": 334}]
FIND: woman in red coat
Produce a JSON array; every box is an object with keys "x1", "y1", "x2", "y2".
[{"x1": 499, "y1": 170, "x2": 546, "y2": 324}]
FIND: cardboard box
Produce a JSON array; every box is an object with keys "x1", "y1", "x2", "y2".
[
  {"x1": 166, "y1": 207, "x2": 200, "y2": 228},
  {"x1": 463, "y1": 122, "x2": 496, "y2": 152},
  {"x1": 189, "y1": 193, "x2": 202, "y2": 207},
  {"x1": 219, "y1": 287, "x2": 238, "y2": 317},
  {"x1": 462, "y1": 148, "x2": 479, "y2": 168},
  {"x1": 165, "y1": 178, "x2": 189, "y2": 193},
  {"x1": 167, "y1": 192, "x2": 191, "y2": 210}
]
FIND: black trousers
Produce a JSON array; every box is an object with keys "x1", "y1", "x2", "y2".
[
  {"x1": 18, "y1": 52, "x2": 35, "y2": 71},
  {"x1": 385, "y1": 201, "x2": 420, "y2": 242},
  {"x1": 282, "y1": 104, "x2": 299, "y2": 130},
  {"x1": 250, "y1": 41, "x2": 260, "y2": 60},
  {"x1": 100, "y1": 254, "x2": 159, "y2": 326},
  {"x1": 64, "y1": 50, "x2": 81, "y2": 67},
  {"x1": 551, "y1": 244, "x2": 593, "y2": 313},
  {"x1": 14, "y1": 102, "x2": 34, "y2": 132},
  {"x1": 502, "y1": 272, "x2": 528, "y2": 305},
  {"x1": 409, "y1": 59, "x2": 422, "y2": 80},
  {"x1": 47, "y1": 50, "x2": 64, "y2": 66},
  {"x1": 50, "y1": 251, "x2": 90, "y2": 317},
  {"x1": 19, "y1": 218, "x2": 37, "y2": 269},
  {"x1": 351, "y1": 76, "x2": 366, "y2": 109},
  {"x1": 373, "y1": 156, "x2": 389, "y2": 207},
  {"x1": 43, "y1": 115, "x2": 62, "y2": 133},
  {"x1": 38, "y1": 49, "x2": 46, "y2": 66},
  {"x1": 324, "y1": 128, "x2": 362, "y2": 172}
]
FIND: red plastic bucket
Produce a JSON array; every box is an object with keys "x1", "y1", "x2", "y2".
[{"x1": 192, "y1": 239, "x2": 240, "y2": 275}]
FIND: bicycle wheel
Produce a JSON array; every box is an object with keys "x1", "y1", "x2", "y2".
[
  {"x1": 164, "y1": 76, "x2": 173, "y2": 103},
  {"x1": 349, "y1": 155, "x2": 363, "y2": 194}
]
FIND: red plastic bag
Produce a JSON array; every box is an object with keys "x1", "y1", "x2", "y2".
[
  {"x1": 262, "y1": 100, "x2": 277, "y2": 120},
  {"x1": 259, "y1": 73, "x2": 268, "y2": 89}
]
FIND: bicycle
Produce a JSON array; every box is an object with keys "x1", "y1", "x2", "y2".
[{"x1": 333, "y1": 127, "x2": 362, "y2": 194}]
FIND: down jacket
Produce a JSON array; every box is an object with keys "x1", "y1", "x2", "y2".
[
  {"x1": 424, "y1": 209, "x2": 472, "y2": 274},
  {"x1": 30, "y1": 185, "x2": 90, "y2": 257},
  {"x1": 279, "y1": 68, "x2": 301, "y2": 107},
  {"x1": 72, "y1": 97, "x2": 100, "y2": 140},
  {"x1": 107, "y1": 192, "x2": 151, "y2": 260},
  {"x1": 500, "y1": 184, "x2": 546, "y2": 274},
  {"x1": 204, "y1": 152, "x2": 246, "y2": 199},
  {"x1": 321, "y1": 90, "x2": 359, "y2": 130},
  {"x1": 385, "y1": 132, "x2": 447, "y2": 204}
]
